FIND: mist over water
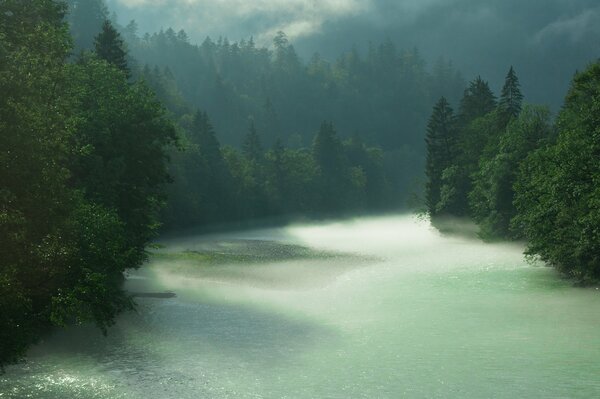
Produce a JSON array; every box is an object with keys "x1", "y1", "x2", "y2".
[{"x1": 2, "y1": 215, "x2": 600, "y2": 398}]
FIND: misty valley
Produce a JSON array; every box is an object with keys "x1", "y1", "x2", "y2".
[
  {"x1": 1, "y1": 1, "x2": 600, "y2": 398},
  {"x1": 3, "y1": 216, "x2": 600, "y2": 398}
]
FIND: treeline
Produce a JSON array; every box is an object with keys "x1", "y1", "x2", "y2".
[
  {"x1": 0, "y1": 1, "x2": 175, "y2": 367},
  {"x1": 130, "y1": 33, "x2": 460, "y2": 205},
  {"x1": 125, "y1": 28, "x2": 464, "y2": 150},
  {"x1": 163, "y1": 117, "x2": 390, "y2": 229},
  {"x1": 425, "y1": 63, "x2": 600, "y2": 281},
  {"x1": 64, "y1": 0, "x2": 466, "y2": 206}
]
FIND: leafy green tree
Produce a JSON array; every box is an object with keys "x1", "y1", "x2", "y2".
[
  {"x1": 0, "y1": 0, "x2": 74, "y2": 368},
  {"x1": 69, "y1": 56, "x2": 176, "y2": 261},
  {"x1": 1, "y1": 0, "x2": 175, "y2": 368},
  {"x1": 94, "y1": 19, "x2": 130, "y2": 77},
  {"x1": 424, "y1": 97, "x2": 457, "y2": 215},
  {"x1": 470, "y1": 106, "x2": 553, "y2": 239},
  {"x1": 514, "y1": 62, "x2": 600, "y2": 281}
]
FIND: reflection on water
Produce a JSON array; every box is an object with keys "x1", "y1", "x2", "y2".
[{"x1": 1, "y1": 215, "x2": 600, "y2": 398}]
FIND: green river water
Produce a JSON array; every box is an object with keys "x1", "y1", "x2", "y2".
[{"x1": 1, "y1": 215, "x2": 599, "y2": 398}]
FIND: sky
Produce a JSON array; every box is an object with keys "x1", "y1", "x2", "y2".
[{"x1": 106, "y1": 0, "x2": 600, "y2": 107}]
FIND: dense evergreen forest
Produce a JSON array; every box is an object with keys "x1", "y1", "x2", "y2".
[
  {"x1": 61, "y1": 0, "x2": 469, "y2": 229},
  {"x1": 425, "y1": 63, "x2": 600, "y2": 281},
  {"x1": 2, "y1": 0, "x2": 599, "y2": 370}
]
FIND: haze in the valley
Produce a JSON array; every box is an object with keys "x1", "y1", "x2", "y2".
[{"x1": 106, "y1": 0, "x2": 600, "y2": 108}]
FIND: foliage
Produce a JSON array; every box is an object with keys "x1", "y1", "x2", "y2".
[
  {"x1": 470, "y1": 106, "x2": 553, "y2": 239},
  {"x1": 117, "y1": 26, "x2": 466, "y2": 201},
  {"x1": 0, "y1": 0, "x2": 175, "y2": 367},
  {"x1": 497, "y1": 66, "x2": 524, "y2": 127},
  {"x1": 425, "y1": 97, "x2": 457, "y2": 215},
  {"x1": 161, "y1": 115, "x2": 390, "y2": 228},
  {"x1": 514, "y1": 62, "x2": 600, "y2": 281},
  {"x1": 94, "y1": 19, "x2": 130, "y2": 77},
  {"x1": 66, "y1": 0, "x2": 108, "y2": 51}
]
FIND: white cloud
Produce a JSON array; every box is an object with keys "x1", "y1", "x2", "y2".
[
  {"x1": 111, "y1": 0, "x2": 372, "y2": 42},
  {"x1": 534, "y1": 7, "x2": 600, "y2": 44}
]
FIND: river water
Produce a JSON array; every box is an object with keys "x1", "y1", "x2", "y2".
[{"x1": 2, "y1": 215, "x2": 600, "y2": 398}]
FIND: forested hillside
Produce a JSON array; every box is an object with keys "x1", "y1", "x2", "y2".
[
  {"x1": 63, "y1": 0, "x2": 469, "y2": 229},
  {"x1": 425, "y1": 63, "x2": 600, "y2": 282}
]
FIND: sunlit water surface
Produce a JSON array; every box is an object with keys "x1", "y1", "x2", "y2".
[{"x1": 2, "y1": 215, "x2": 600, "y2": 398}]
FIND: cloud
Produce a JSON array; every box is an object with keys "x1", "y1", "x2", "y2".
[
  {"x1": 109, "y1": 0, "x2": 372, "y2": 42},
  {"x1": 533, "y1": 6, "x2": 600, "y2": 44}
]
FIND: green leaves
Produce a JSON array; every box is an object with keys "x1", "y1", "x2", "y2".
[
  {"x1": 0, "y1": 1, "x2": 175, "y2": 367},
  {"x1": 515, "y1": 62, "x2": 600, "y2": 281}
]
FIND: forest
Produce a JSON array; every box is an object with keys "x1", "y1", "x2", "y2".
[
  {"x1": 424, "y1": 63, "x2": 600, "y2": 282},
  {"x1": 1, "y1": 0, "x2": 599, "y2": 372}
]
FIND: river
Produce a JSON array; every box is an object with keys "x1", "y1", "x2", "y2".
[{"x1": 1, "y1": 215, "x2": 599, "y2": 398}]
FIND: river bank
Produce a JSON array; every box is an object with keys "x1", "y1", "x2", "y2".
[{"x1": 2, "y1": 215, "x2": 599, "y2": 398}]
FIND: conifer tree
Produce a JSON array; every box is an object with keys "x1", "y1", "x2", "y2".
[
  {"x1": 94, "y1": 19, "x2": 129, "y2": 77},
  {"x1": 425, "y1": 97, "x2": 457, "y2": 215},
  {"x1": 242, "y1": 121, "x2": 263, "y2": 163},
  {"x1": 67, "y1": 0, "x2": 108, "y2": 51},
  {"x1": 458, "y1": 76, "x2": 497, "y2": 125},
  {"x1": 313, "y1": 121, "x2": 349, "y2": 211},
  {"x1": 190, "y1": 110, "x2": 226, "y2": 170},
  {"x1": 498, "y1": 66, "x2": 524, "y2": 125}
]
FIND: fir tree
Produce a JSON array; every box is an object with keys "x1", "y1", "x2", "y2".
[
  {"x1": 458, "y1": 76, "x2": 496, "y2": 125},
  {"x1": 498, "y1": 66, "x2": 524, "y2": 125},
  {"x1": 67, "y1": 0, "x2": 108, "y2": 51},
  {"x1": 94, "y1": 19, "x2": 129, "y2": 77},
  {"x1": 425, "y1": 97, "x2": 457, "y2": 215},
  {"x1": 190, "y1": 110, "x2": 223, "y2": 167},
  {"x1": 312, "y1": 121, "x2": 349, "y2": 211},
  {"x1": 242, "y1": 121, "x2": 263, "y2": 163}
]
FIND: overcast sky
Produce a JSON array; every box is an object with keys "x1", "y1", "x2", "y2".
[
  {"x1": 106, "y1": 0, "x2": 600, "y2": 44},
  {"x1": 106, "y1": 0, "x2": 600, "y2": 107}
]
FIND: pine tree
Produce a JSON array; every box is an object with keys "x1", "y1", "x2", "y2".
[
  {"x1": 67, "y1": 0, "x2": 109, "y2": 51},
  {"x1": 498, "y1": 66, "x2": 524, "y2": 125},
  {"x1": 458, "y1": 76, "x2": 497, "y2": 125},
  {"x1": 425, "y1": 97, "x2": 457, "y2": 215},
  {"x1": 313, "y1": 122, "x2": 345, "y2": 177},
  {"x1": 190, "y1": 110, "x2": 223, "y2": 167},
  {"x1": 242, "y1": 121, "x2": 263, "y2": 163},
  {"x1": 94, "y1": 19, "x2": 129, "y2": 77},
  {"x1": 312, "y1": 121, "x2": 349, "y2": 211}
]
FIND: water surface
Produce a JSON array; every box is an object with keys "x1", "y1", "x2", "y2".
[{"x1": 2, "y1": 215, "x2": 599, "y2": 398}]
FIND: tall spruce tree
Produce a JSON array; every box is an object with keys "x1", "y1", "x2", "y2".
[
  {"x1": 498, "y1": 66, "x2": 524, "y2": 126},
  {"x1": 312, "y1": 121, "x2": 348, "y2": 211},
  {"x1": 425, "y1": 97, "x2": 457, "y2": 215},
  {"x1": 242, "y1": 121, "x2": 263, "y2": 163},
  {"x1": 190, "y1": 110, "x2": 223, "y2": 167},
  {"x1": 434, "y1": 76, "x2": 499, "y2": 217},
  {"x1": 67, "y1": 0, "x2": 108, "y2": 51},
  {"x1": 94, "y1": 19, "x2": 129, "y2": 77},
  {"x1": 458, "y1": 76, "x2": 497, "y2": 125}
]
